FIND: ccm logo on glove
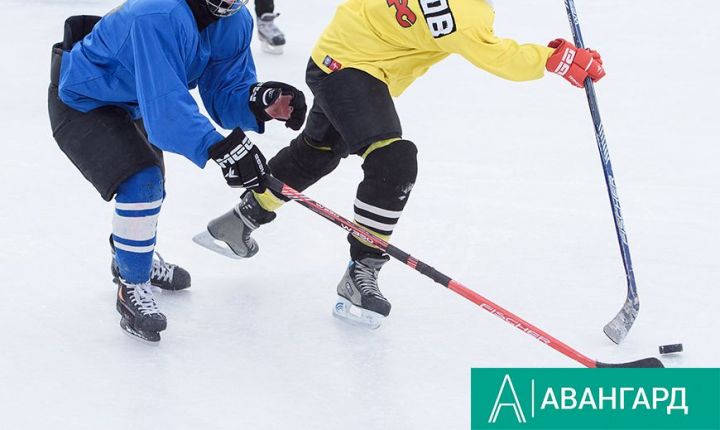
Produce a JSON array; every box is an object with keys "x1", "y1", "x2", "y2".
[
  {"x1": 546, "y1": 38, "x2": 605, "y2": 88},
  {"x1": 215, "y1": 137, "x2": 254, "y2": 170},
  {"x1": 209, "y1": 129, "x2": 270, "y2": 192}
]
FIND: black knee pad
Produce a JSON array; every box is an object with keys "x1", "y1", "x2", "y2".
[
  {"x1": 357, "y1": 140, "x2": 417, "y2": 222},
  {"x1": 268, "y1": 134, "x2": 342, "y2": 192},
  {"x1": 349, "y1": 140, "x2": 418, "y2": 260},
  {"x1": 362, "y1": 139, "x2": 418, "y2": 189}
]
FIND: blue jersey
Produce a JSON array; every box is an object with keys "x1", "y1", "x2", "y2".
[{"x1": 58, "y1": 0, "x2": 260, "y2": 167}]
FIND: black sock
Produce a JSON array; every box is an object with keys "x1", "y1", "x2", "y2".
[{"x1": 255, "y1": 0, "x2": 275, "y2": 17}]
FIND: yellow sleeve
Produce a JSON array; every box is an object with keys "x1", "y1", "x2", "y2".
[{"x1": 436, "y1": 22, "x2": 554, "y2": 82}]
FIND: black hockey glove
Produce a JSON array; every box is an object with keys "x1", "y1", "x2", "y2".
[
  {"x1": 249, "y1": 81, "x2": 307, "y2": 131},
  {"x1": 209, "y1": 129, "x2": 269, "y2": 192}
]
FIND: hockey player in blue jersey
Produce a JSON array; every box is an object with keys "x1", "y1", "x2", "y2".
[{"x1": 47, "y1": 0, "x2": 307, "y2": 342}]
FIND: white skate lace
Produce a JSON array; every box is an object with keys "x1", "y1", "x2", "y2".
[
  {"x1": 151, "y1": 253, "x2": 175, "y2": 283},
  {"x1": 128, "y1": 282, "x2": 161, "y2": 316},
  {"x1": 354, "y1": 263, "x2": 385, "y2": 299}
]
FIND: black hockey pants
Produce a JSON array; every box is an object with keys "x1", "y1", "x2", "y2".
[{"x1": 267, "y1": 60, "x2": 418, "y2": 260}]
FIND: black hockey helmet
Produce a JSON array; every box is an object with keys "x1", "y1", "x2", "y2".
[{"x1": 204, "y1": 0, "x2": 248, "y2": 17}]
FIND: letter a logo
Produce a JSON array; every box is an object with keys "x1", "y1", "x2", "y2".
[{"x1": 488, "y1": 374, "x2": 526, "y2": 424}]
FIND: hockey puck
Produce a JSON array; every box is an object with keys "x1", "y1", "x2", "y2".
[{"x1": 658, "y1": 344, "x2": 683, "y2": 354}]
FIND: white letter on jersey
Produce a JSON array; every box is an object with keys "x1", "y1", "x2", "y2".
[{"x1": 419, "y1": 0, "x2": 456, "y2": 38}]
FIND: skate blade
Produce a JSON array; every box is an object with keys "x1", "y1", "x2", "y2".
[
  {"x1": 192, "y1": 230, "x2": 243, "y2": 260},
  {"x1": 332, "y1": 296, "x2": 383, "y2": 330},
  {"x1": 261, "y1": 41, "x2": 284, "y2": 55},
  {"x1": 120, "y1": 317, "x2": 161, "y2": 344}
]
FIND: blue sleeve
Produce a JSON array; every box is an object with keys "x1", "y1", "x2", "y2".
[
  {"x1": 130, "y1": 14, "x2": 223, "y2": 168},
  {"x1": 198, "y1": 12, "x2": 262, "y2": 133}
]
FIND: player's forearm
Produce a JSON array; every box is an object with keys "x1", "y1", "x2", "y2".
[
  {"x1": 140, "y1": 91, "x2": 225, "y2": 168},
  {"x1": 204, "y1": 86, "x2": 264, "y2": 133},
  {"x1": 465, "y1": 39, "x2": 554, "y2": 82}
]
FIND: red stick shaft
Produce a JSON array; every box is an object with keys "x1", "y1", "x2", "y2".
[
  {"x1": 271, "y1": 178, "x2": 597, "y2": 368},
  {"x1": 447, "y1": 280, "x2": 596, "y2": 368}
]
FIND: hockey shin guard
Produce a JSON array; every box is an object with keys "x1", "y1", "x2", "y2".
[
  {"x1": 112, "y1": 166, "x2": 164, "y2": 284},
  {"x1": 350, "y1": 139, "x2": 418, "y2": 259}
]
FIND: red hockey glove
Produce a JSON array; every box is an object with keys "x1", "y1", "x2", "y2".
[{"x1": 546, "y1": 39, "x2": 605, "y2": 88}]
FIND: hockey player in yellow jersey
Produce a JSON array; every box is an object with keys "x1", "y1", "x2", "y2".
[
  {"x1": 198, "y1": 0, "x2": 606, "y2": 328},
  {"x1": 312, "y1": 0, "x2": 554, "y2": 95}
]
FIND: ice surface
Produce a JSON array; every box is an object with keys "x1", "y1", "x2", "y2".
[{"x1": 1, "y1": 0, "x2": 718, "y2": 428}]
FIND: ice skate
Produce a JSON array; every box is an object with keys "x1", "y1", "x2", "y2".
[
  {"x1": 257, "y1": 12, "x2": 286, "y2": 55},
  {"x1": 193, "y1": 191, "x2": 276, "y2": 259},
  {"x1": 115, "y1": 278, "x2": 167, "y2": 343},
  {"x1": 333, "y1": 255, "x2": 391, "y2": 329},
  {"x1": 111, "y1": 242, "x2": 191, "y2": 291}
]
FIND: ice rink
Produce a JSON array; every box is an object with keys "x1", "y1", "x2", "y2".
[{"x1": 1, "y1": 0, "x2": 718, "y2": 428}]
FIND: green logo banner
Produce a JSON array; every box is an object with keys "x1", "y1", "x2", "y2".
[{"x1": 471, "y1": 369, "x2": 720, "y2": 429}]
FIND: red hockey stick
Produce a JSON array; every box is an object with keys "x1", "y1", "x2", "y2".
[{"x1": 266, "y1": 176, "x2": 662, "y2": 368}]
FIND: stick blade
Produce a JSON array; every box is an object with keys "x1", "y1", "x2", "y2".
[
  {"x1": 596, "y1": 357, "x2": 664, "y2": 368},
  {"x1": 603, "y1": 297, "x2": 639, "y2": 344}
]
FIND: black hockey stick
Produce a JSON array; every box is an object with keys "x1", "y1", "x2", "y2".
[
  {"x1": 564, "y1": 0, "x2": 639, "y2": 344},
  {"x1": 266, "y1": 176, "x2": 662, "y2": 368}
]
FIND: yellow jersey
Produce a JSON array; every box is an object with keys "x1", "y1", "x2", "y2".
[{"x1": 311, "y1": 0, "x2": 554, "y2": 96}]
